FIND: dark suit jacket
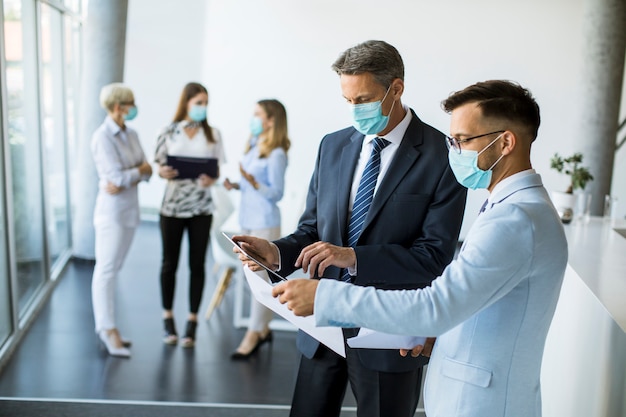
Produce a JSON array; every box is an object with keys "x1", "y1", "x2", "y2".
[{"x1": 274, "y1": 109, "x2": 467, "y2": 372}]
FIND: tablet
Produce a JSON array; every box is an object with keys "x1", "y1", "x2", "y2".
[
  {"x1": 221, "y1": 232, "x2": 286, "y2": 283},
  {"x1": 166, "y1": 155, "x2": 218, "y2": 179}
]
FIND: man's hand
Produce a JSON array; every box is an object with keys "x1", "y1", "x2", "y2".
[
  {"x1": 296, "y1": 241, "x2": 356, "y2": 278},
  {"x1": 399, "y1": 337, "x2": 436, "y2": 358},
  {"x1": 272, "y1": 279, "x2": 319, "y2": 316},
  {"x1": 231, "y1": 235, "x2": 279, "y2": 272}
]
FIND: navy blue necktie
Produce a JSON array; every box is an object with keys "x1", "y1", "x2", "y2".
[
  {"x1": 342, "y1": 137, "x2": 390, "y2": 282},
  {"x1": 479, "y1": 199, "x2": 488, "y2": 214}
]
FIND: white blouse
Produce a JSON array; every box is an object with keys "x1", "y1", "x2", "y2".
[
  {"x1": 91, "y1": 116, "x2": 150, "y2": 227},
  {"x1": 154, "y1": 121, "x2": 226, "y2": 218}
]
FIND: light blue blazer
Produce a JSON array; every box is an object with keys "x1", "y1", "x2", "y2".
[{"x1": 315, "y1": 171, "x2": 568, "y2": 417}]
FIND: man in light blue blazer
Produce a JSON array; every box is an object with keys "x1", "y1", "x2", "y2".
[
  {"x1": 234, "y1": 40, "x2": 466, "y2": 417},
  {"x1": 272, "y1": 80, "x2": 568, "y2": 417}
]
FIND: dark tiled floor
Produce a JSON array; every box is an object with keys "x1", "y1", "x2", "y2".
[
  {"x1": 0, "y1": 222, "x2": 359, "y2": 412},
  {"x1": 0, "y1": 221, "x2": 429, "y2": 416}
]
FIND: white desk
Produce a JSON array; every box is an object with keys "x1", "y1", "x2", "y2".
[
  {"x1": 541, "y1": 217, "x2": 626, "y2": 417},
  {"x1": 563, "y1": 217, "x2": 626, "y2": 332}
]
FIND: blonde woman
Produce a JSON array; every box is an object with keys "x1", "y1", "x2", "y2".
[
  {"x1": 91, "y1": 83, "x2": 152, "y2": 357},
  {"x1": 224, "y1": 99, "x2": 290, "y2": 359},
  {"x1": 155, "y1": 82, "x2": 225, "y2": 348}
]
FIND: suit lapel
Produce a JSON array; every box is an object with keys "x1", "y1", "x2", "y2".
[
  {"x1": 361, "y1": 110, "x2": 423, "y2": 234},
  {"x1": 337, "y1": 131, "x2": 365, "y2": 244}
]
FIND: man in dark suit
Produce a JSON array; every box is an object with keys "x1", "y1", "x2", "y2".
[{"x1": 233, "y1": 40, "x2": 467, "y2": 417}]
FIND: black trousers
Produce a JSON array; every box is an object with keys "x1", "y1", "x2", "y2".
[
  {"x1": 289, "y1": 345, "x2": 422, "y2": 417},
  {"x1": 159, "y1": 214, "x2": 212, "y2": 313}
]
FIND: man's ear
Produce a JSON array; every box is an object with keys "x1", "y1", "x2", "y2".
[
  {"x1": 391, "y1": 78, "x2": 404, "y2": 100},
  {"x1": 501, "y1": 131, "x2": 516, "y2": 155}
]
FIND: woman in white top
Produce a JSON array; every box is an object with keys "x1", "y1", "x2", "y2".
[
  {"x1": 224, "y1": 99, "x2": 290, "y2": 359},
  {"x1": 91, "y1": 83, "x2": 153, "y2": 357},
  {"x1": 154, "y1": 82, "x2": 225, "y2": 348}
]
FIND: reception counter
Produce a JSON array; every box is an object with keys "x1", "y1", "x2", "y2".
[{"x1": 541, "y1": 217, "x2": 626, "y2": 417}]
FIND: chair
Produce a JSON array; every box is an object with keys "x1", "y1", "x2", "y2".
[
  {"x1": 204, "y1": 184, "x2": 240, "y2": 320},
  {"x1": 205, "y1": 184, "x2": 304, "y2": 332}
]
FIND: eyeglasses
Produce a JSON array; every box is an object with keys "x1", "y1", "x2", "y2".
[{"x1": 445, "y1": 130, "x2": 505, "y2": 154}]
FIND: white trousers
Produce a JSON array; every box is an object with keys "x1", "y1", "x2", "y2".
[
  {"x1": 92, "y1": 222, "x2": 136, "y2": 332},
  {"x1": 242, "y1": 226, "x2": 280, "y2": 332}
]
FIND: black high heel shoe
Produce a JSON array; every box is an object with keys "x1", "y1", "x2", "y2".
[
  {"x1": 230, "y1": 330, "x2": 273, "y2": 360},
  {"x1": 181, "y1": 320, "x2": 197, "y2": 348},
  {"x1": 163, "y1": 317, "x2": 178, "y2": 345}
]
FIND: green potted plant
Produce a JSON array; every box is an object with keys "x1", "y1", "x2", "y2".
[
  {"x1": 550, "y1": 152, "x2": 594, "y2": 223},
  {"x1": 550, "y1": 152, "x2": 594, "y2": 194}
]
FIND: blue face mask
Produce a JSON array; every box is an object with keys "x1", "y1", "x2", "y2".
[
  {"x1": 123, "y1": 106, "x2": 138, "y2": 121},
  {"x1": 188, "y1": 105, "x2": 207, "y2": 122},
  {"x1": 250, "y1": 116, "x2": 264, "y2": 136},
  {"x1": 349, "y1": 86, "x2": 394, "y2": 135},
  {"x1": 448, "y1": 134, "x2": 504, "y2": 190}
]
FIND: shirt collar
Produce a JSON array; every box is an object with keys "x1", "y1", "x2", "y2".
[
  {"x1": 487, "y1": 169, "x2": 536, "y2": 205},
  {"x1": 104, "y1": 115, "x2": 123, "y2": 136},
  {"x1": 364, "y1": 104, "x2": 411, "y2": 147}
]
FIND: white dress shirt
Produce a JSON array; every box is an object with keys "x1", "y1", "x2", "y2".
[
  {"x1": 91, "y1": 116, "x2": 150, "y2": 227},
  {"x1": 348, "y1": 105, "x2": 412, "y2": 212}
]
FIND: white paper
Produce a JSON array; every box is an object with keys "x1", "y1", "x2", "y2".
[
  {"x1": 347, "y1": 327, "x2": 426, "y2": 350},
  {"x1": 243, "y1": 266, "x2": 346, "y2": 358}
]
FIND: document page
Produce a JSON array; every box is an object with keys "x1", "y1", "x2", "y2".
[
  {"x1": 347, "y1": 328, "x2": 426, "y2": 350},
  {"x1": 243, "y1": 266, "x2": 345, "y2": 358}
]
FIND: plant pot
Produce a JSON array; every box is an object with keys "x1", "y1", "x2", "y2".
[{"x1": 551, "y1": 191, "x2": 575, "y2": 224}]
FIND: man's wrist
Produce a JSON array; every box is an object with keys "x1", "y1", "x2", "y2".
[
  {"x1": 269, "y1": 242, "x2": 281, "y2": 271},
  {"x1": 348, "y1": 247, "x2": 357, "y2": 275}
]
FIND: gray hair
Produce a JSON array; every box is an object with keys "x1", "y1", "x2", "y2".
[
  {"x1": 99, "y1": 82, "x2": 134, "y2": 112},
  {"x1": 331, "y1": 40, "x2": 404, "y2": 88}
]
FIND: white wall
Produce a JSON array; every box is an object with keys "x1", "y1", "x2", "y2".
[
  {"x1": 124, "y1": 0, "x2": 209, "y2": 213},
  {"x1": 124, "y1": 0, "x2": 625, "y2": 234}
]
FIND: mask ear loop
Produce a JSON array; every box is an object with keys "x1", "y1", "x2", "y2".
[
  {"x1": 381, "y1": 84, "x2": 396, "y2": 117},
  {"x1": 487, "y1": 153, "x2": 505, "y2": 171},
  {"x1": 478, "y1": 133, "x2": 505, "y2": 170},
  {"x1": 381, "y1": 84, "x2": 392, "y2": 103},
  {"x1": 384, "y1": 97, "x2": 396, "y2": 118},
  {"x1": 477, "y1": 133, "x2": 504, "y2": 156}
]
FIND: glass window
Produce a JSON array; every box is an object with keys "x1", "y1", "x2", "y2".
[
  {"x1": 64, "y1": 15, "x2": 79, "y2": 223},
  {"x1": 0, "y1": 156, "x2": 11, "y2": 349},
  {"x1": 62, "y1": 0, "x2": 82, "y2": 14},
  {"x1": 40, "y1": 3, "x2": 71, "y2": 268},
  {"x1": 3, "y1": 0, "x2": 46, "y2": 315},
  {"x1": 0, "y1": 65, "x2": 12, "y2": 349}
]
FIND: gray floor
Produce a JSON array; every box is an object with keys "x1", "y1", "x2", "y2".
[
  {"x1": 0, "y1": 221, "x2": 358, "y2": 413},
  {"x1": 0, "y1": 221, "x2": 425, "y2": 416}
]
